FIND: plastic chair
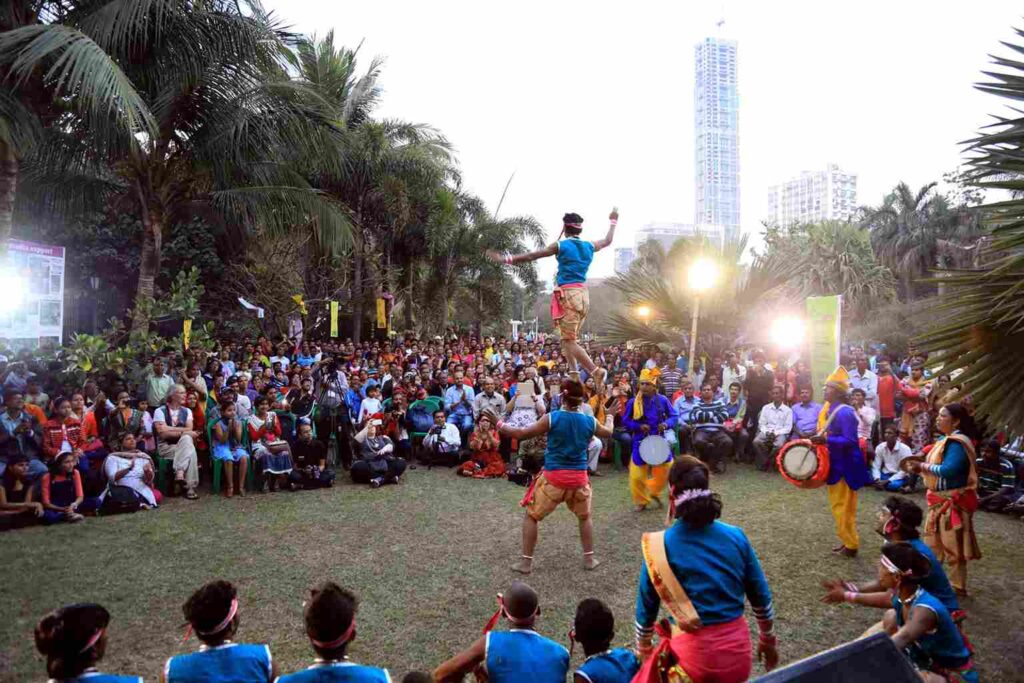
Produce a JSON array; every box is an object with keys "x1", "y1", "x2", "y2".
[
  {"x1": 211, "y1": 425, "x2": 253, "y2": 494},
  {"x1": 612, "y1": 440, "x2": 624, "y2": 469}
]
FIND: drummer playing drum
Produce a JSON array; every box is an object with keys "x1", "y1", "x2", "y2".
[{"x1": 622, "y1": 370, "x2": 679, "y2": 512}]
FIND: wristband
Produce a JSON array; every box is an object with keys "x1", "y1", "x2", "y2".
[
  {"x1": 759, "y1": 632, "x2": 777, "y2": 646},
  {"x1": 843, "y1": 581, "x2": 859, "y2": 593},
  {"x1": 844, "y1": 591, "x2": 858, "y2": 603},
  {"x1": 503, "y1": 253, "x2": 513, "y2": 265},
  {"x1": 496, "y1": 420, "x2": 505, "y2": 430},
  {"x1": 609, "y1": 218, "x2": 618, "y2": 226}
]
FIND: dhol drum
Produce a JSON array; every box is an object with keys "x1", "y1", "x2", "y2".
[
  {"x1": 639, "y1": 434, "x2": 672, "y2": 466},
  {"x1": 777, "y1": 438, "x2": 830, "y2": 489}
]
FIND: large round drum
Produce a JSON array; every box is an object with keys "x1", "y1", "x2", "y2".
[
  {"x1": 639, "y1": 434, "x2": 672, "y2": 466},
  {"x1": 777, "y1": 439, "x2": 830, "y2": 489}
]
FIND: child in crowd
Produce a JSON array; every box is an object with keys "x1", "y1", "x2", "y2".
[
  {"x1": 138, "y1": 399, "x2": 156, "y2": 452},
  {"x1": 35, "y1": 602, "x2": 141, "y2": 682},
  {"x1": 0, "y1": 454, "x2": 43, "y2": 530},
  {"x1": 571, "y1": 598, "x2": 640, "y2": 683},
  {"x1": 433, "y1": 581, "x2": 569, "y2": 682},
  {"x1": 40, "y1": 450, "x2": 100, "y2": 524},
  {"x1": 277, "y1": 582, "x2": 390, "y2": 682},
  {"x1": 212, "y1": 400, "x2": 249, "y2": 498},
  {"x1": 357, "y1": 385, "x2": 383, "y2": 427},
  {"x1": 164, "y1": 580, "x2": 276, "y2": 682}
]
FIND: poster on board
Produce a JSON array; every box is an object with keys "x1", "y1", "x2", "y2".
[{"x1": 0, "y1": 239, "x2": 65, "y2": 349}]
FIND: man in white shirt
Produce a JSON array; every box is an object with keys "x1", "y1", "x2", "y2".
[
  {"x1": 269, "y1": 345, "x2": 291, "y2": 371},
  {"x1": 753, "y1": 385, "x2": 793, "y2": 471},
  {"x1": 851, "y1": 388, "x2": 877, "y2": 444},
  {"x1": 153, "y1": 384, "x2": 200, "y2": 499},
  {"x1": 422, "y1": 409, "x2": 462, "y2": 467},
  {"x1": 721, "y1": 351, "x2": 747, "y2": 396},
  {"x1": 872, "y1": 424, "x2": 914, "y2": 492},
  {"x1": 849, "y1": 357, "x2": 879, "y2": 412}
]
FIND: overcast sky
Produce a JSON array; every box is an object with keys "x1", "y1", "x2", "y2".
[{"x1": 265, "y1": 0, "x2": 1023, "y2": 280}]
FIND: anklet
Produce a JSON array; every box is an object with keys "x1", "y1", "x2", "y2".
[
  {"x1": 583, "y1": 551, "x2": 595, "y2": 556},
  {"x1": 521, "y1": 555, "x2": 533, "y2": 560}
]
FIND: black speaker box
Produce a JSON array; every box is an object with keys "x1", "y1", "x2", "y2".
[{"x1": 752, "y1": 633, "x2": 921, "y2": 682}]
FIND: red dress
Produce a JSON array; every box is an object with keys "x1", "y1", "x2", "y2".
[{"x1": 459, "y1": 428, "x2": 505, "y2": 478}]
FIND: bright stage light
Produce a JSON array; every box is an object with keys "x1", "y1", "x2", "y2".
[
  {"x1": 637, "y1": 305, "x2": 652, "y2": 320},
  {"x1": 771, "y1": 315, "x2": 806, "y2": 349},
  {"x1": 0, "y1": 271, "x2": 25, "y2": 314},
  {"x1": 687, "y1": 258, "x2": 718, "y2": 292}
]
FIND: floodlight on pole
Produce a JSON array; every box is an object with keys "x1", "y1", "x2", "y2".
[
  {"x1": 770, "y1": 315, "x2": 806, "y2": 349},
  {"x1": 637, "y1": 305, "x2": 652, "y2": 321},
  {"x1": 686, "y1": 258, "x2": 719, "y2": 380}
]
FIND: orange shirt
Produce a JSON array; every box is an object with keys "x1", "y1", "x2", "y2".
[{"x1": 41, "y1": 470, "x2": 83, "y2": 505}]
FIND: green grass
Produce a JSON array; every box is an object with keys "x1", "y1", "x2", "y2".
[{"x1": 2, "y1": 464, "x2": 1022, "y2": 681}]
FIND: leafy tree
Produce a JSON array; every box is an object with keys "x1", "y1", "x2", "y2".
[{"x1": 920, "y1": 31, "x2": 1024, "y2": 430}]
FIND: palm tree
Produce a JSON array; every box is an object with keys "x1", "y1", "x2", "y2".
[
  {"x1": 920, "y1": 29, "x2": 1024, "y2": 430},
  {"x1": 0, "y1": 0, "x2": 156, "y2": 243},
  {"x1": 14, "y1": 0, "x2": 350, "y2": 335}
]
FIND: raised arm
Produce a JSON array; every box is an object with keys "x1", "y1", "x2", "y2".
[
  {"x1": 498, "y1": 413, "x2": 551, "y2": 441},
  {"x1": 434, "y1": 635, "x2": 487, "y2": 682},
  {"x1": 592, "y1": 207, "x2": 619, "y2": 251},
  {"x1": 488, "y1": 242, "x2": 559, "y2": 266}
]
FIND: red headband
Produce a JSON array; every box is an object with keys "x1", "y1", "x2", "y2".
[
  {"x1": 564, "y1": 222, "x2": 582, "y2": 229},
  {"x1": 79, "y1": 628, "x2": 105, "y2": 654},
  {"x1": 482, "y1": 594, "x2": 538, "y2": 634},
  {"x1": 311, "y1": 619, "x2": 356, "y2": 650},
  {"x1": 183, "y1": 598, "x2": 238, "y2": 643}
]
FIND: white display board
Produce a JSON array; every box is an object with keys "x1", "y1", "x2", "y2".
[{"x1": 0, "y1": 239, "x2": 65, "y2": 349}]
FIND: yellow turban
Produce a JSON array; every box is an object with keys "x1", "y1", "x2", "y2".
[
  {"x1": 825, "y1": 365, "x2": 850, "y2": 393},
  {"x1": 633, "y1": 369, "x2": 656, "y2": 420}
]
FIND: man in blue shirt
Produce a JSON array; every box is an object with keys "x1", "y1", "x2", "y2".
[
  {"x1": 444, "y1": 372, "x2": 476, "y2": 443},
  {"x1": 0, "y1": 391, "x2": 45, "y2": 480},
  {"x1": 790, "y1": 386, "x2": 821, "y2": 440}
]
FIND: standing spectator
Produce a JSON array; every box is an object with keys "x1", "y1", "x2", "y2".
[
  {"x1": 871, "y1": 425, "x2": 915, "y2": 493},
  {"x1": 143, "y1": 358, "x2": 174, "y2": 409},
  {"x1": 848, "y1": 357, "x2": 879, "y2": 413},
  {"x1": 721, "y1": 351, "x2": 747, "y2": 396},
  {"x1": 0, "y1": 390, "x2": 46, "y2": 480},
  {"x1": 752, "y1": 386, "x2": 793, "y2": 471},
  {"x1": 3, "y1": 362, "x2": 33, "y2": 393},
  {"x1": 289, "y1": 422, "x2": 335, "y2": 489},
  {"x1": 850, "y1": 388, "x2": 877, "y2": 456},
  {"x1": 153, "y1": 384, "x2": 200, "y2": 500},
  {"x1": 898, "y1": 363, "x2": 933, "y2": 453},
  {"x1": 356, "y1": 384, "x2": 383, "y2": 427},
  {"x1": 876, "y1": 359, "x2": 899, "y2": 436},
  {"x1": 24, "y1": 377, "x2": 49, "y2": 413},
  {"x1": 977, "y1": 439, "x2": 1018, "y2": 512},
  {"x1": 40, "y1": 450, "x2": 100, "y2": 524},
  {"x1": 742, "y1": 350, "x2": 774, "y2": 438},
  {"x1": 658, "y1": 361, "x2": 683, "y2": 400}
]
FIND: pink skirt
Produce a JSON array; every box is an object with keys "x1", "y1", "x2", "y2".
[{"x1": 633, "y1": 616, "x2": 751, "y2": 683}]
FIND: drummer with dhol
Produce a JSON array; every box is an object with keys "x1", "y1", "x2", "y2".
[
  {"x1": 623, "y1": 370, "x2": 679, "y2": 512},
  {"x1": 809, "y1": 366, "x2": 872, "y2": 558}
]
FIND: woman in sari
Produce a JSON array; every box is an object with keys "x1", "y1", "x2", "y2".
[
  {"x1": 459, "y1": 414, "x2": 505, "y2": 478},
  {"x1": 898, "y1": 363, "x2": 933, "y2": 453},
  {"x1": 634, "y1": 456, "x2": 778, "y2": 683},
  {"x1": 907, "y1": 403, "x2": 980, "y2": 596},
  {"x1": 248, "y1": 397, "x2": 294, "y2": 492}
]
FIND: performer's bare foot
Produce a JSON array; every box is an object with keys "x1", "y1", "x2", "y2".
[
  {"x1": 832, "y1": 544, "x2": 846, "y2": 554},
  {"x1": 634, "y1": 504, "x2": 647, "y2": 513},
  {"x1": 583, "y1": 552, "x2": 601, "y2": 570},
  {"x1": 511, "y1": 556, "x2": 533, "y2": 574},
  {"x1": 568, "y1": 370, "x2": 582, "y2": 383},
  {"x1": 592, "y1": 367, "x2": 608, "y2": 392}
]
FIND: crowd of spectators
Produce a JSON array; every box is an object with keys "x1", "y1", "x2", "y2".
[{"x1": 2, "y1": 333, "x2": 1023, "y2": 531}]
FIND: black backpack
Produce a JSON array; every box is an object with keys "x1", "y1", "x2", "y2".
[{"x1": 100, "y1": 485, "x2": 142, "y2": 515}]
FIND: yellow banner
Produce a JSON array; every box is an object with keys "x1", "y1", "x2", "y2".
[
  {"x1": 376, "y1": 298, "x2": 387, "y2": 329},
  {"x1": 806, "y1": 295, "x2": 842, "y2": 394},
  {"x1": 182, "y1": 319, "x2": 193, "y2": 350},
  {"x1": 330, "y1": 301, "x2": 339, "y2": 338}
]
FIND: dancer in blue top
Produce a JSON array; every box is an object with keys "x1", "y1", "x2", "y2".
[
  {"x1": 876, "y1": 543, "x2": 977, "y2": 683},
  {"x1": 434, "y1": 581, "x2": 569, "y2": 683},
  {"x1": 34, "y1": 603, "x2": 141, "y2": 683},
  {"x1": 572, "y1": 598, "x2": 640, "y2": 683},
  {"x1": 277, "y1": 582, "x2": 390, "y2": 683},
  {"x1": 489, "y1": 209, "x2": 618, "y2": 391},
  {"x1": 164, "y1": 581, "x2": 275, "y2": 683}
]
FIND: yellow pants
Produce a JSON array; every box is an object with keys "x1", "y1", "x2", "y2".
[
  {"x1": 630, "y1": 461, "x2": 670, "y2": 507},
  {"x1": 827, "y1": 480, "x2": 859, "y2": 550}
]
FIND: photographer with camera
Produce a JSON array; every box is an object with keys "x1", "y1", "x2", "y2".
[
  {"x1": 422, "y1": 409, "x2": 461, "y2": 467},
  {"x1": 313, "y1": 357, "x2": 354, "y2": 470}
]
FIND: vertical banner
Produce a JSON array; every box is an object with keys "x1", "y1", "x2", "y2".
[
  {"x1": 806, "y1": 295, "x2": 842, "y2": 395},
  {"x1": 330, "y1": 301, "x2": 339, "y2": 338},
  {"x1": 182, "y1": 319, "x2": 192, "y2": 350},
  {"x1": 375, "y1": 298, "x2": 387, "y2": 329}
]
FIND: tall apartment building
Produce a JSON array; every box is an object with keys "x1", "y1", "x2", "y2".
[
  {"x1": 614, "y1": 247, "x2": 635, "y2": 275},
  {"x1": 694, "y1": 36, "x2": 740, "y2": 243},
  {"x1": 766, "y1": 164, "x2": 858, "y2": 226}
]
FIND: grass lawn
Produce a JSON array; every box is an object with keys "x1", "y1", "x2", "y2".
[{"x1": 2, "y1": 463, "x2": 1022, "y2": 681}]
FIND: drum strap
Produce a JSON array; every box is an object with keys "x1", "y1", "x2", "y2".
[{"x1": 642, "y1": 531, "x2": 701, "y2": 631}]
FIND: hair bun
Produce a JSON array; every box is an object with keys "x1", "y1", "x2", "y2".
[{"x1": 562, "y1": 212, "x2": 584, "y2": 225}]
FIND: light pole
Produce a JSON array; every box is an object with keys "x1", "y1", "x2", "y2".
[
  {"x1": 88, "y1": 276, "x2": 101, "y2": 334},
  {"x1": 686, "y1": 258, "x2": 718, "y2": 381}
]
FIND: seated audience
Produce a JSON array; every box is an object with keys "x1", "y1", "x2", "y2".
[
  {"x1": 0, "y1": 390, "x2": 46, "y2": 480},
  {"x1": 277, "y1": 582, "x2": 390, "y2": 682},
  {"x1": 289, "y1": 421, "x2": 335, "y2": 490},
  {"x1": 789, "y1": 386, "x2": 820, "y2": 440},
  {"x1": 872, "y1": 425, "x2": 915, "y2": 493},
  {"x1": 106, "y1": 390, "x2": 146, "y2": 444},
  {"x1": 153, "y1": 384, "x2": 200, "y2": 500},
  {"x1": 41, "y1": 450, "x2": 100, "y2": 524},
  {"x1": 104, "y1": 433, "x2": 160, "y2": 509},
  {"x1": 35, "y1": 602, "x2": 141, "y2": 683},
  {"x1": 459, "y1": 414, "x2": 505, "y2": 478},
  {"x1": 445, "y1": 372, "x2": 476, "y2": 442},
  {"x1": 422, "y1": 410, "x2": 462, "y2": 467},
  {"x1": 571, "y1": 598, "x2": 640, "y2": 683},
  {"x1": 976, "y1": 439, "x2": 1018, "y2": 513},
  {"x1": 42, "y1": 396, "x2": 83, "y2": 460},
  {"x1": 752, "y1": 385, "x2": 792, "y2": 471},
  {"x1": 212, "y1": 401, "x2": 249, "y2": 498},
  {"x1": 687, "y1": 382, "x2": 732, "y2": 474},
  {"x1": 0, "y1": 454, "x2": 44, "y2": 530},
  {"x1": 248, "y1": 397, "x2": 294, "y2": 493},
  {"x1": 165, "y1": 580, "x2": 276, "y2": 682},
  {"x1": 434, "y1": 581, "x2": 569, "y2": 682},
  {"x1": 352, "y1": 420, "x2": 406, "y2": 487}
]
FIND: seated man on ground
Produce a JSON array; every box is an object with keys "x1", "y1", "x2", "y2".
[
  {"x1": 352, "y1": 419, "x2": 406, "y2": 487},
  {"x1": 571, "y1": 598, "x2": 640, "y2": 683},
  {"x1": 976, "y1": 439, "x2": 1018, "y2": 513},
  {"x1": 459, "y1": 414, "x2": 505, "y2": 478},
  {"x1": 422, "y1": 409, "x2": 462, "y2": 467},
  {"x1": 289, "y1": 421, "x2": 335, "y2": 490},
  {"x1": 872, "y1": 425, "x2": 915, "y2": 493},
  {"x1": 752, "y1": 385, "x2": 793, "y2": 471},
  {"x1": 277, "y1": 582, "x2": 390, "y2": 682},
  {"x1": 433, "y1": 581, "x2": 569, "y2": 683},
  {"x1": 153, "y1": 384, "x2": 201, "y2": 500}
]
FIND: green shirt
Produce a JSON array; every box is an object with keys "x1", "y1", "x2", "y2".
[{"x1": 146, "y1": 374, "x2": 174, "y2": 407}]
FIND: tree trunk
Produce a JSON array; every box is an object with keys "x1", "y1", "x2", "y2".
[
  {"x1": 131, "y1": 209, "x2": 163, "y2": 336},
  {"x1": 0, "y1": 143, "x2": 17, "y2": 246},
  {"x1": 352, "y1": 246, "x2": 364, "y2": 342},
  {"x1": 404, "y1": 263, "x2": 415, "y2": 332}
]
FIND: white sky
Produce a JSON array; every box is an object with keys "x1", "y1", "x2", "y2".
[{"x1": 265, "y1": 0, "x2": 1023, "y2": 280}]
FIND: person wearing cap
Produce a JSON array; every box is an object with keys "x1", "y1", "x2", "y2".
[
  {"x1": 488, "y1": 209, "x2": 618, "y2": 392},
  {"x1": 622, "y1": 369, "x2": 679, "y2": 512},
  {"x1": 810, "y1": 366, "x2": 871, "y2": 558}
]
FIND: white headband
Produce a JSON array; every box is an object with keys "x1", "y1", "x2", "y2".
[
  {"x1": 673, "y1": 489, "x2": 712, "y2": 507},
  {"x1": 880, "y1": 554, "x2": 905, "y2": 576}
]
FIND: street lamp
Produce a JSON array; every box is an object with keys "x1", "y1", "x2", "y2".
[
  {"x1": 770, "y1": 315, "x2": 806, "y2": 350},
  {"x1": 686, "y1": 258, "x2": 718, "y2": 381},
  {"x1": 637, "y1": 304, "x2": 652, "y2": 322}
]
